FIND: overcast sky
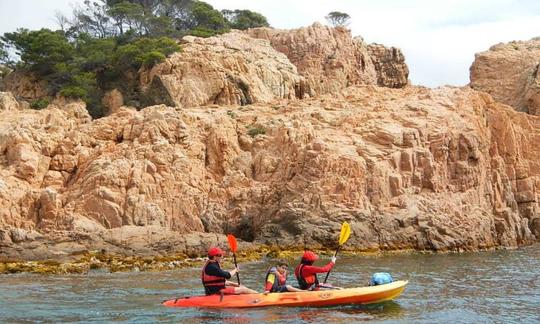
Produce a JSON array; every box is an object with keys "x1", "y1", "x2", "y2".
[{"x1": 1, "y1": 0, "x2": 540, "y2": 87}]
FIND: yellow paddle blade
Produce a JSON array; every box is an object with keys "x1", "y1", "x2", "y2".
[{"x1": 338, "y1": 222, "x2": 351, "y2": 245}]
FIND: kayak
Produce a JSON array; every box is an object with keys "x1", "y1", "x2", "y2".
[{"x1": 162, "y1": 280, "x2": 408, "y2": 308}]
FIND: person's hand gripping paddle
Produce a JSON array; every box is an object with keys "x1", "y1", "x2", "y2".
[
  {"x1": 227, "y1": 234, "x2": 241, "y2": 285},
  {"x1": 323, "y1": 222, "x2": 351, "y2": 284}
]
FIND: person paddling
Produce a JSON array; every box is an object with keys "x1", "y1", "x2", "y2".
[
  {"x1": 201, "y1": 247, "x2": 258, "y2": 295},
  {"x1": 294, "y1": 251, "x2": 336, "y2": 290},
  {"x1": 264, "y1": 260, "x2": 303, "y2": 294}
]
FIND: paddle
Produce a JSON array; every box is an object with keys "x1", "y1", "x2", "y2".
[
  {"x1": 323, "y1": 222, "x2": 351, "y2": 284},
  {"x1": 227, "y1": 234, "x2": 241, "y2": 285}
]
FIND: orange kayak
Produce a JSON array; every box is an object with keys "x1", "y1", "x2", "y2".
[{"x1": 163, "y1": 280, "x2": 407, "y2": 308}]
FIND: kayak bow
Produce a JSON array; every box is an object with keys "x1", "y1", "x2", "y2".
[{"x1": 163, "y1": 280, "x2": 408, "y2": 308}]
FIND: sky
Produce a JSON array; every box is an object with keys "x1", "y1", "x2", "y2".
[{"x1": 1, "y1": 0, "x2": 540, "y2": 87}]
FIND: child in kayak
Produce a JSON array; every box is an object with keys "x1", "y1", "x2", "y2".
[
  {"x1": 263, "y1": 261, "x2": 303, "y2": 294},
  {"x1": 294, "y1": 250, "x2": 336, "y2": 290},
  {"x1": 201, "y1": 247, "x2": 258, "y2": 295}
]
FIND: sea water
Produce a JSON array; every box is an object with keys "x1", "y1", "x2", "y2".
[{"x1": 1, "y1": 245, "x2": 539, "y2": 323}]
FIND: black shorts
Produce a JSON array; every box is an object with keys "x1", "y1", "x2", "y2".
[{"x1": 272, "y1": 285, "x2": 289, "y2": 293}]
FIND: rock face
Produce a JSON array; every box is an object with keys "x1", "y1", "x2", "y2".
[
  {"x1": 1, "y1": 84, "x2": 539, "y2": 259},
  {"x1": 247, "y1": 23, "x2": 409, "y2": 96},
  {"x1": 0, "y1": 71, "x2": 48, "y2": 101},
  {"x1": 470, "y1": 38, "x2": 540, "y2": 115},
  {"x1": 102, "y1": 89, "x2": 124, "y2": 115},
  {"x1": 140, "y1": 31, "x2": 304, "y2": 108},
  {"x1": 367, "y1": 43, "x2": 409, "y2": 88},
  {"x1": 0, "y1": 92, "x2": 21, "y2": 111},
  {"x1": 140, "y1": 24, "x2": 409, "y2": 110}
]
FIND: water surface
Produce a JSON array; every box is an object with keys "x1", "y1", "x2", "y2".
[{"x1": 1, "y1": 245, "x2": 539, "y2": 323}]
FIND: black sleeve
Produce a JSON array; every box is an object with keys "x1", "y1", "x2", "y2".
[{"x1": 205, "y1": 263, "x2": 232, "y2": 279}]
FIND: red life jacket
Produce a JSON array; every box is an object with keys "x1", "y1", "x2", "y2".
[
  {"x1": 295, "y1": 263, "x2": 319, "y2": 290},
  {"x1": 265, "y1": 266, "x2": 287, "y2": 292},
  {"x1": 201, "y1": 260, "x2": 226, "y2": 295}
]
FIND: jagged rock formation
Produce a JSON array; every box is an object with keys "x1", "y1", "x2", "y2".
[
  {"x1": 141, "y1": 24, "x2": 409, "y2": 109},
  {"x1": 470, "y1": 38, "x2": 540, "y2": 115},
  {"x1": 140, "y1": 32, "x2": 304, "y2": 108},
  {"x1": 367, "y1": 43, "x2": 408, "y2": 88},
  {"x1": 1, "y1": 84, "x2": 539, "y2": 260},
  {"x1": 247, "y1": 23, "x2": 408, "y2": 95}
]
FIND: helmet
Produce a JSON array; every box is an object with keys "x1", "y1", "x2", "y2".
[
  {"x1": 302, "y1": 251, "x2": 318, "y2": 262},
  {"x1": 208, "y1": 247, "x2": 225, "y2": 257}
]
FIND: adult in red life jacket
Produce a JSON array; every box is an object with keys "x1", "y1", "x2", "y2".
[
  {"x1": 201, "y1": 247, "x2": 258, "y2": 296},
  {"x1": 263, "y1": 261, "x2": 303, "y2": 294},
  {"x1": 294, "y1": 251, "x2": 336, "y2": 290}
]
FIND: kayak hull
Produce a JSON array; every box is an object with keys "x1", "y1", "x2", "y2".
[{"x1": 163, "y1": 280, "x2": 407, "y2": 308}]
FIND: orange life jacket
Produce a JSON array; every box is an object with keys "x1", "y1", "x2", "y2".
[
  {"x1": 201, "y1": 260, "x2": 226, "y2": 295},
  {"x1": 265, "y1": 266, "x2": 287, "y2": 292}
]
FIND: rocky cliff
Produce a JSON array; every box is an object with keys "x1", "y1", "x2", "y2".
[
  {"x1": 1, "y1": 27, "x2": 539, "y2": 264},
  {"x1": 1, "y1": 82, "x2": 539, "y2": 261},
  {"x1": 247, "y1": 23, "x2": 408, "y2": 94},
  {"x1": 1, "y1": 71, "x2": 48, "y2": 101},
  {"x1": 470, "y1": 38, "x2": 540, "y2": 115}
]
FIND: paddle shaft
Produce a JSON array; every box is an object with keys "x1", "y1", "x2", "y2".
[
  {"x1": 232, "y1": 253, "x2": 241, "y2": 285},
  {"x1": 323, "y1": 245, "x2": 341, "y2": 284}
]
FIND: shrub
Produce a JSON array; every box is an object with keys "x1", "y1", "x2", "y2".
[
  {"x1": 248, "y1": 125, "x2": 266, "y2": 137},
  {"x1": 114, "y1": 37, "x2": 180, "y2": 69},
  {"x1": 59, "y1": 86, "x2": 87, "y2": 99},
  {"x1": 30, "y1": 98, "x2": 50, "y2": 110},
  {"x1": 188, "y1": 27, "x2": 219, "y2": 38}
]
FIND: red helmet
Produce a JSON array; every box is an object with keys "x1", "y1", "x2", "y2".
[
  {"x1": 302, "y1": 251, "x2": 318, "y2": 262},
  {"x1": 208, "y1": 247, "x2": 225, "y2": 257}
]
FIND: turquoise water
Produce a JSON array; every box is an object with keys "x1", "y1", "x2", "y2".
[{"x1": 1, "y1": 245, "x2": 539, "y2": 323}]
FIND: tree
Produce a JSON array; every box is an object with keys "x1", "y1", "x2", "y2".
[
  {"x1": 0, "y1": 41, "x2": 11, "y2": 80},
  {"x1": 107, "y1": 1, "x2": 147, "y2": 35},
  {"x1": 222, "y1": 9, "x2": 269, "y2": 30},
  {"x1": 1, "y1": 29, "x2": 74, "y2": 75},
  {"x1": 54, "y1": 11, "x2": 71, "y2": 32},
  {"x1": 189, "y1": 1, "x2": 228, "y2": 32},
  {"x1": 325, "y1": 11, "x2": 350, "y2": 27},
  {"x1": 69, "y1": 0, "x2": 114, "y2": 38},
  {"x1": 0, "y1": 40, "x2": 8, "y2": 65},
  {"x1": 113, "y1": 36, "x2": 180, "y2": 68}
]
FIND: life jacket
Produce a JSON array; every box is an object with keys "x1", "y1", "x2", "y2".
[
  {"x1": 295, "y1": 263, "x2": 319, "y2": 290},
  {"x1": 201, "y1": 260, "x2": 226, "y2": 295},
  {"x1": 265, "y1": 266, "x2": 287, "y2": 292}
]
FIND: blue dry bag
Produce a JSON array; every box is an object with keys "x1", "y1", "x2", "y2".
[{"x1": 370, "y1": 272, "x2": 393, "y2": 286}]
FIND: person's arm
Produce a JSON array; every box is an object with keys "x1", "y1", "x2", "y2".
[
  {"x1": 205, "y1": 263, "x2": 232, "y2": 279},
  {"x1": 303, "y1": 261, "x2": 335, "y2": 275},
  {"x1": 264, "y1": 273, "x2": 276, "y2": 293}
]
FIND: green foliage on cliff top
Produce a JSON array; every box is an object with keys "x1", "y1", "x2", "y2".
[
  {"x1": 222, "y1": 9, "x2": 270, "y2": 30},
  {"x1": 0, "y1": 0, "x2": 270, "y2": 118}
]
